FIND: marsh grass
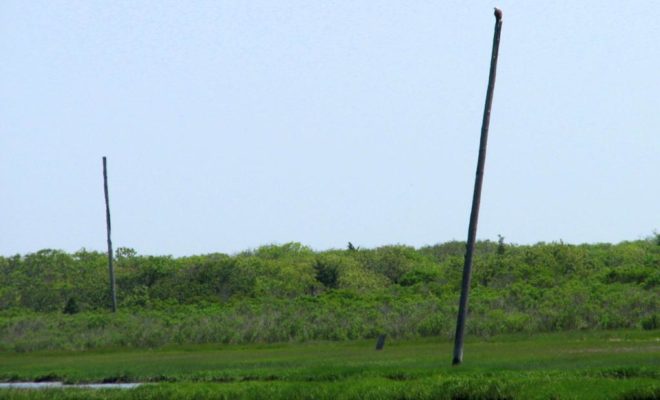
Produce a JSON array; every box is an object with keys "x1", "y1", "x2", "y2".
[{"x1": 0, "y1": 330, "x2": 657, "y2": 399}]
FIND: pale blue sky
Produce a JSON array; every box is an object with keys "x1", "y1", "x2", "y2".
[{"x1": 1, "y1": 1, "x2": 658, "y2": 256}]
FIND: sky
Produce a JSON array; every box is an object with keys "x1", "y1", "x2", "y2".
[{"x1": 1, "y1": 1, "x2": 658, "y2": 256}]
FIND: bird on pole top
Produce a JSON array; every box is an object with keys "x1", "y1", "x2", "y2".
[{"x1": 494, "y1": 8, "x2": 503, "y2": 20}]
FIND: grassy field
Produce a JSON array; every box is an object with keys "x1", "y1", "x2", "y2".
[{"x1": 0, "y1": 330, "x2": 658, "y2": 399}]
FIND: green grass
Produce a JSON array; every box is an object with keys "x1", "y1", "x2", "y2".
[{"x1": 0, "y1": 330, "x2": 658, "y2": 399}]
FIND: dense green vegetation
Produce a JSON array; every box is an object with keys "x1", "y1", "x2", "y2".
[
  {"x1": 0, "y1": 330, "x2": 658, "y2": 399},
  {"x1": 0, "y1": 238, "x2": 658, "y2": 351}
]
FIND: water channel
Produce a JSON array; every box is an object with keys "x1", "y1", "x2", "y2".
[{"x1": 0, "y1": 382, "x2": 141, "y2": 390}]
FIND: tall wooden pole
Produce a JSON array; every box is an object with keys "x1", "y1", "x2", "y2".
[
  {"x1": 452, "y1": 8, "x2": 503, "y2": 366},
  {"x1": 103, "y1": 156, "x2": 117, "y2": 312}
]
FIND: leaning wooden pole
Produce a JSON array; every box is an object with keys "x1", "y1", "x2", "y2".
[
  {"x1": 103, "y1": 156, "x2": 118, "y2": 312},
  {"x1": 452, "y1": 8, "x2": 503, "y2": 366}
]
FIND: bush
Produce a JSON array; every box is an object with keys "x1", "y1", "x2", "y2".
[
  {"x1": 0, "y1": 238, "x2": 657, "y2": 349},
  {"x1": 63, "y1": 298, "x2": 79, "y2": 315},
  {"x1": 641, "y1": 315, "x2": 658, "y2": 330}
]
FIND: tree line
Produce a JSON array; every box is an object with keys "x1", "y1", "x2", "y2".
[{"x1": 0, "y1": 238, "x2": 657, "y2": 350}]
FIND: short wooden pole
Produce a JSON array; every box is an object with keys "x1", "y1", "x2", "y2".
[{"x1": 375, "y1": 334, "x2": 386, "y2": 350}]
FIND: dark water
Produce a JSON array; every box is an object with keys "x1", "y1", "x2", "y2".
[{"x1": 0, "y1": 382, "x2": 141, "y2": 390}]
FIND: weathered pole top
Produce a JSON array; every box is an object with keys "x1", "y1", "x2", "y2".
[{"x1": 494, "y1": 8, "x2": 503, "y2": 21}]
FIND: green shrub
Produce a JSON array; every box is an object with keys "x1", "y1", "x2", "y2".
[
  {"x1": 641, "y1": 314, "x2": 657, "y2": 330},
  {"x1": 63, "y1": 298, "x2": 79, "y2": 315},
  {"x1": 0, "y1": 239, "x2": 657, "y2": 350}
]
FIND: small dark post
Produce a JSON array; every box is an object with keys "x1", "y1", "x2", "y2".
[
  {"x1": 103, "y1": 156, "x2": 117, "y2": 312},
  {"x1": 375, "y1": 334, "x2": 386, "y2": 350},
  {"x1": 452, "y1": 8, "x2": 503, "y2": 366}
]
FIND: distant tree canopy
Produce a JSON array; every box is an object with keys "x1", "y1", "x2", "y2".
[{"x1": 0, "y1": 238, "x2": 657, "y2": 336}]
